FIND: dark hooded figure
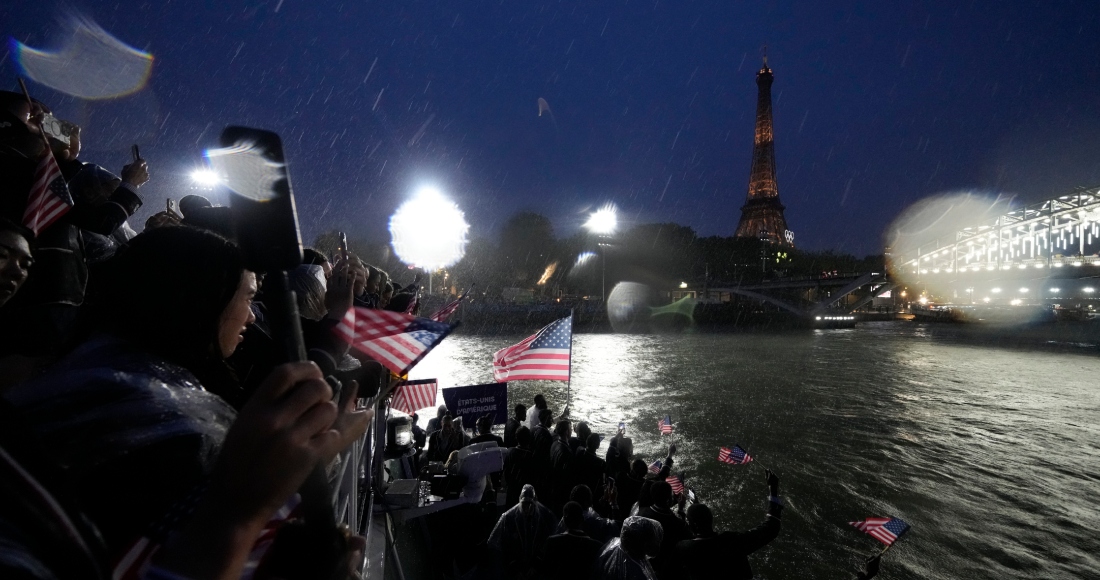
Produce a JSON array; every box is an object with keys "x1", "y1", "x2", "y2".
[
  {"x1": 487, "y1": 484, "x2": 557, "y2": 579},
  {"x1": 593, "y1": 515, "x2": 663, "y2": 580}
]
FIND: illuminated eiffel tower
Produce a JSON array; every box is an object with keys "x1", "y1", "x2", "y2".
[{"x1": 735, "y1": 54, "x2": 794, "y2": 247}]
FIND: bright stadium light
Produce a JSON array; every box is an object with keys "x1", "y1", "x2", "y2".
[
  {"x1": 190, "y1": 168, "x2": 221, "y2": 187},
  {"x1": 584, "y1": 204, "x2": 618, "y2": 235},
  {"x1": 389, "y1": 185, "x2": 469, "y2": 271}
]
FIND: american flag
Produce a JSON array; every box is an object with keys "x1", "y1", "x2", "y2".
[
  {"x1": 334, "y1": 307, "x2": 455, "y2": 375},
  {"x1": 391, "y1": 379, "x2": 437, "y2": 414},
  {"x1": 666, "y1": 473, "x2": 685, "y2": 495},
  {"x1": 492, "y1": 315, "x2": 572, "y2": 382},
  {"x1": 404, "y1": 292, "x2": 419, "y2": 315},
  {"x1": 718, "y1": 444, "x2": 753, "y2": 465},
  {"x1": 657, "y1": 415, "x2": 674, "y2": 435},
  {"x1": 849, "y1": 517, "x2": 910, "y2": 547},
  {"x1": 647, "y1": 460, "x2": 662, "y2": 474},
  {"x1": 429, "y1": 286, "x2": 472, "y2": 322},
  {"x1": 22, "y1": 150, "x2": 74, "y2": 236}
]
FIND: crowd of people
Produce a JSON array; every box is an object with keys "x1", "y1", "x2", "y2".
[
  {"x1": 409, "y1": 395, "x2": 883, "y2": 580},
  {"x1": 0, "y1": 89, "x2": 434, "y2": 579},
  {"x1": 0, "y1": 89, "x2": 886, "y2": 579}
]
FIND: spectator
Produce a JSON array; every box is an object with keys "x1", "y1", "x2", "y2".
[
  {"x1": 410, "y1": 412, "x2": 426, "y2": 452},
  {"x1": 593, "y1": 515, "x2": 663, "y2": 580},
  {"x1": 504, "y1": 426, "x2": 536, "y2": 507},
  {"x1": 426, "y1": 405, "x2": 448, "y2": 436},
  {"x1": 487, "y1": 484, "x2": 556, "y2": 579},
  {"x1": 616, "y1": 459, "x2": 647, "y2": 515},
  {"x1": 570, "y1": 420, "x2": 592, "y2": 453},
  {"x1": 0, "y1": 91, "x2": 147, "y2": 357},
  {"x1": 526, "y1": 393, "x2": 547, "y2": 429},
  {"x1": 4, "y1": 226, "x2": 371, "y2": 573},
  {"x1": 541, "y1": 501, "x2": 603, "y2": 578},
  {"x1": 555, "y1": 484, "x2": 621, "y2": 544},
  {"x1": 426, "y1": 415, "x2": 464, "y2": 462},
  {"x1": 471, "y1": 414, "x2": 504, "y2": 447},
  {"x1": 639, "y1": 480, "x2": 691, "y2": 577},
  {"x1": 676, "y1": 470, "x2": 783, "y2": 580},
  {"x1": 0, "y1": 217, "x2": 33, "y2": 310},
  {"x1": 575, "y1": 432, "x2": 608, "y2": 498},
  {"x1": 504, "y1": 403, "x2": 526, "y2": 447}
]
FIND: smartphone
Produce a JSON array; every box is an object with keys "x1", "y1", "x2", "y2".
[
  {"x1": 618, "y1": 421, "x2": 626, "y2": 434},
  {"x1": 337, "y1": 231, "x2": 349, "y2": 262},
  {"x1": 40, "y1": 113, "x2": 74, "y2": 146},
  {"x1": 132, "y1": 144, "x2": 141, "y2": 162},
  {"x1": 687, "y1": 489, "x2": 696, "y2": 503},
  {"x1": 216, "y1": 126, "x2": 303, "y2": 273},
  {"x1": 166, "y1": 198, "x2": 173, "y2": 213}
]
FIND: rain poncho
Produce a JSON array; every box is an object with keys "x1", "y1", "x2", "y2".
[
  {"x1": 593, "y1": 516, "x2": 663, "y2": 580},
  {"x1": 487, "y1": 485, "x2": 557, "y2": 577}
]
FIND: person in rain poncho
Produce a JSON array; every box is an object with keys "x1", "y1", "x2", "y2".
[
  {"x1": 593, "y1": 515, "x2": 663, "y2": 580},
  {"x1": 487, "y1": 484, "x2": 556, "y2": 579}
]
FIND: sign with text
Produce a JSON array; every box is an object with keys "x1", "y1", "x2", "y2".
[{"x1": 441, "y1": 382, "x2": 508, "y2": 427}]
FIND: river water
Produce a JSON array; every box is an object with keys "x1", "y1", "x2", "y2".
[{"x1": 407, "y1": 321, "x2": 1100, "y2": 579}]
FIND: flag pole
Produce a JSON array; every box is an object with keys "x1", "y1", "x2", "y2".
[{"x1": 566, "y1": 309, "x2": 573, "y2": 415}]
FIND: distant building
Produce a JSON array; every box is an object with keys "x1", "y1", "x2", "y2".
[{"x1": 734, "y1": 55, "x2": 794, "y2": 247}]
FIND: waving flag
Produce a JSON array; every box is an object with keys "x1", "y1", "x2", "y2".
[
  {"x1": 22, "y1": 149, "x2": 74, "y2": 236},
  {"x1": 492, "y1": 314, "x2": 572, "y2": 381},
  {"x1": 849, "y1": 517, "x2": 910, "y2": 547},
  {"x1": 666, "y1": 472, "x2": 685, "y2": 495},
  {"x1": 647, "y1": 460, "x2": 663, "y2": 475},
  {"x1": 429, "y1": 286, "x2": 472, "y2": 322},
  {"x1": 334, "y1": 307, "x2": 455, "y2": 375},
  {"x1": 657, "y1": 415, "x2": 674, "y2": 435},
  {"x1": 391, "y1": 379, "x2": 437, "y2": 414},
  {"x1": 718, "y1": 444, "x2": 753, "y2": 465}
]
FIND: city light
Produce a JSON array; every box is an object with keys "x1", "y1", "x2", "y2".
[
  {"x1": 679, "y1": 281, "x2": 688, "y2": 289},
  {"x1": 1085, "y1": 287, "x2": 1096, "y2": 294},
  {"x1": 389, "y1": 186, "x2": 469, "y2": 270},
  {"x1": 584, "y1": 204, "x2": 618, "y2": 235},
  {"x1": 1050, "y1": 288, "x2": 1060, "y2": 293},
  {"x1": 918, "y1": 296, "x2": 928, "y2": 304},
  {"x1": 1019, "y1": 288, "x2": 1028, "y2": 293},
  {"x1": 991, "y1": 287, "x2": 1001, "y2": 293},
  {"x1": 190, "y1": 168, "x2": 221, "y2": 187},
  {"x1": 1010, "y1": 299, "x2": 1022, "y2": 305}
]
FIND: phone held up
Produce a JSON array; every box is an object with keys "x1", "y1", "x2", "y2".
[
  {"x1": 337, "y1": 231, "x2": 349, "y2": 262},
  {"x1": 40, "y1": 113, "x2": 75, "y2": 147}
]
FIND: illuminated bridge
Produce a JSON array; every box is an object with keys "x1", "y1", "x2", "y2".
[{"x1": 896, "y1": 184, "x2": 1100, "y2": 305}]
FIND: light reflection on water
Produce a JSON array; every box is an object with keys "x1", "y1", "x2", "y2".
[{"x1": 408, "y1": 323, "x2": 1100, "y2": 579}]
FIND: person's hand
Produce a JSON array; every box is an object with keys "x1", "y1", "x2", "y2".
[
  {"x1": 324, "y1": 258, "x2": 355, "y2": 320},
  {"x1": 55, "y1": 125, "x2": 81, "y2": 161},
  {"x1": 209, "y1": 362, "x2": 339, "y2": 521},
  {"x1": 765, "y1": 469, "x2": 780, "y2": 495},
  {"x1": 667, "y1": 443, "x2": 677, "y2": 457},
  {"x1": 857, "y1": 554, "x2": 881, "y2": 580},
  {"x1": 345, "y1": 253, "x2": 368, "y2": 296},
  {"x1": 122, "y1": 159, "x2": 149, "y2": 187},
  {"x1": 320, "y1": 380, "x2": 374, "y2": 462}
]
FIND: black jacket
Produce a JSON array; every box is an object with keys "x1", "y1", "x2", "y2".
[{"x1": 676, "y1": 498, "x2": 783, "y2": 580}]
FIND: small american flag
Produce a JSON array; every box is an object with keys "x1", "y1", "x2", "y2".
[
  {"x1": 404, "y1": 292, "x2": 419, "y2": 315},
  {"x1": 492, "y1": 315, "x2": 572, "y2": 382},
  {"x1": 429, "y1": 286, "x2": 471, "y2": 322},
  {"x1": 657, "y1": 415, "x2": 674, "y2": 435},
  {"x1": 391, "y1": 379, "x2": 437, "y2": 414},
  {"x1": 849, "y1": 517, "x2": 910, "y2": 547},
  {"x1": 22, "y1": 150, "x2": 74, "y2": 236},
  {"x1": 647, "y1": 460, "x2": 662, "y2": 474},
  {"x1": 666, "y1": 472, "x2": 685, "y2": 495},
  {"x1": 718, "y1": 444, "x2": 753, "y2": 465},
  {"x1": 334, "y1": 307, "x2": 455, "y2": 375}
]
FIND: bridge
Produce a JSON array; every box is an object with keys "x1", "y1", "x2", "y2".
[
  {"x1": 894, "y1": 184, "x2": 1100, "y2": 305},
  {"x1": 702, "y1": 271, "x2": 893, "y2": 318}
]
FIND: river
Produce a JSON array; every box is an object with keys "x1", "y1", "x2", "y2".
[{"x1": 407, "y1": 321, "x2": 1100, "y2": 579}]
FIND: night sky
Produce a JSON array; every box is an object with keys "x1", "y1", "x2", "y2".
[{"x1": 3, "y1": 1, "x2": 1099, "y2": 255}]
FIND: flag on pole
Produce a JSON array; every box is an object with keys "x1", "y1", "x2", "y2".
[
  {"x1": 849, "y1": 517, "x2": 910, "y2": 547},
  {"x1": 429, "y1": 286, "x2": 471, "y2": 322},
  {"x1": 657, "y1": 415, "x2": 674, "y2": 435},
  {"x1": 22, "y1": 149, "x2": 74, "y2": 236},
  {"x1": 718, "y1": 444, "x2": 753, "y2": 465},
  {"x1": 404, "y1": 292, "x2": 419, "y2": 315},
  {"x1": 334, "y1": 307, "x2": 455, "y2": 375},
  {"x1": 492, "y1": 315, "x2": 572, "y2": 381},
  {"x1": 647, "y1": 460, "x2": 663, "y2": 475},
  {"x1": 391, "y1": 379, "x2": 438, "y2": 414},
  {"x1": 666, "y1": 472, "x2": 685, "y2": 495}
]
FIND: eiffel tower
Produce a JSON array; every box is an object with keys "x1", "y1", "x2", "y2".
[{"x1": 734, "y1": 54, "x2": 794, "y2": 247}]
